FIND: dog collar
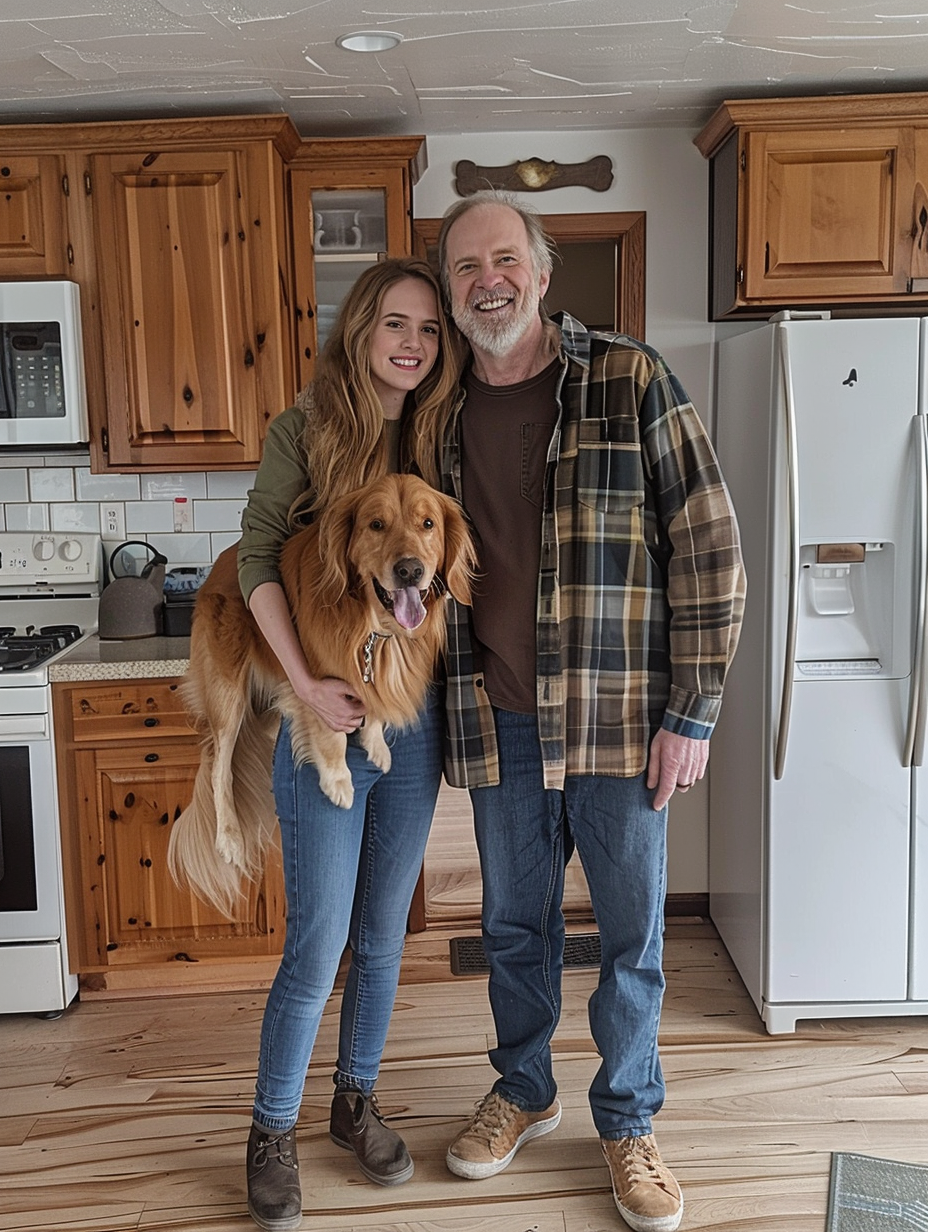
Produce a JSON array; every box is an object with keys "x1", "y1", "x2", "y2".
[{"x1": 362, "y1": 629, "x2": 392, "y2": 683}]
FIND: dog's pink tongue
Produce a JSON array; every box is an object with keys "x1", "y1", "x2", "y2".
[{"x1": 393, "y1": 586, "x2": 426, "y2": 630}]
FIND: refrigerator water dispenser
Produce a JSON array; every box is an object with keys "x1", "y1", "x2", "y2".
[{"x1": 795, "y1": 541, "x2": 901, "y2": 676}]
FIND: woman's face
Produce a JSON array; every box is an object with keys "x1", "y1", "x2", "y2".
[{"x1": 368, "y1": 277, "x2": 442, "y2": 418}]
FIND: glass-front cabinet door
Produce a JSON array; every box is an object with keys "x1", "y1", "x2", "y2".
[{"x1": 288, "y1": 138, "x2": 425, "y2": 391}]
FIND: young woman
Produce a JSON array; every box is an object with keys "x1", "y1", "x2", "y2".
[{"x1": 238, "y1": 257, "x2": 461, "y2": 1232}]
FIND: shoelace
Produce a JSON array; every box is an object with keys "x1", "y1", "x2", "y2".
[
  {"x1": 254, "y1": 1131, "x2": 297, "y2": 1170},
  {"x1": 616, "y1": 1138, "x2": 673, "y2": 1192},
  {"x1": 466, "y1": 1093, "x2": 510, "y2": 1143}
]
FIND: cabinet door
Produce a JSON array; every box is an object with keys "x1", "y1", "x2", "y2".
[
  {"x1": 290, "y1": 164, "x2": 412, "y2": 389},
  {"x1": 74, "y1": 742, "x2": 285, "y2": 966},
  {"x1": 743, "y1": 127, "x2": 915, "y2": 301},
  {"x1": 92, "y1": 147, "x2": 291, "y2": 469},
  {"x1": 0, "y1": 154, "x2": 70, "y2": 277}
]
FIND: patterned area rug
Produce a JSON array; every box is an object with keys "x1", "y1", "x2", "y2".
[
  {"x1": 827, "y1": 1152, "x2": 928, "y2": 1231},
  {"x1": 449, "y1": 933, "x2": 601, "y2": 976}
]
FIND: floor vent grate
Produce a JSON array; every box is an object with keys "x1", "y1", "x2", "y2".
[{"x1": 449, "y1": 933, "x2": 601, "y2": 976}]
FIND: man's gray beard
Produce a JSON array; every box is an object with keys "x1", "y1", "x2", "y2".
[{"x1": 453, "y1": 292, "x2": 537, "y2": 358}]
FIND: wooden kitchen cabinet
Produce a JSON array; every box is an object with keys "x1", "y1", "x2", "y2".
[
  {"x1": 89, "y1": 121, "x2": 300, "y2": 470},
  {"x1": 0, "y1": 152, "x2": 71, "y2": 277},
  {"x1": 288, "y1": 137, "x2": 426, "y2": 388},
  {"x1": 53, "y1": 678, "x2": 285, "y2": 990},
  {"x1": 695, "y1": 91, "x2": 928, "y2": 318}
]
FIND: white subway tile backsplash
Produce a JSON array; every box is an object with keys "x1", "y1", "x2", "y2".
[
  {"x1": 5, "y1": 503, "x2": 50, "y2": 531},
  {"x1": 193, "y1": 499, "x2": 246, "y2": 533},
  {"x1": 141, "y1": 473, "x2": 208, "y2": 500},
  {"x1": 210, "y1": 531, "x2": 241, "y2": 557},
  {"x1": 50, "y1": 502, "x2": 101, "y2": 532},
  {"x1": 148, "y1": 532, "x2": 212, "y2": 565},
  {"x1": 3, "y1": 467, "x2": 253, "y2": 567},
  {"x1": 206, "y1": 471, "x2": 256, "y2": 499},
  {"x1": 29, "y1": 468, "x2": 76, "y2": 502},
  {"x1": 75, "y1": 468, "x2": 140, "y2": 501},
  {"x1": 126, "y1": 501, "x2": 174, "y2": 533},
  {"x1": 0, "y1": 469, "x2": 29, "y2": 501}
]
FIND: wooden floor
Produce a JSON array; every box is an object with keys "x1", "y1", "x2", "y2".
[{"x1": 2, "y1": 918, "x2": 928, "y2": 1231}]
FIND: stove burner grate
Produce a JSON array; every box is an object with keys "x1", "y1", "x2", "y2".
[{"x1": 0, "y1": 624, "x2": 84, "y2": 672}]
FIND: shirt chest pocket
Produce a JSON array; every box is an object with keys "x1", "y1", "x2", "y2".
[{"x1": 575, "y1": 418, "x2": 645, "y2": 513}]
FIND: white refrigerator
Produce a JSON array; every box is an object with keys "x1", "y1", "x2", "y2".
[{"x1": 710, "y1": 313, "x2": 928, "y2": 1033}]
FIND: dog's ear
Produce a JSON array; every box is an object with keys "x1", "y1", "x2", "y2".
[
  {"x1": 438, "y1": 494, "x2": 477, "y2": 605},
  {"x1": 315, "y1": 489, "x2": 357, "y2": 605}
]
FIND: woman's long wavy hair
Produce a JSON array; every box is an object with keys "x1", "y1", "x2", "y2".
[{"x1": 294, "y1": 256, "x2": 463, "y2": 519}]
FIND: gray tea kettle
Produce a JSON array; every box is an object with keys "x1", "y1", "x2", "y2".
[{"x1": 98, "y1": 540, "x2": 168, "y2": 640}]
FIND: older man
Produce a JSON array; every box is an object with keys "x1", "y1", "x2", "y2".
[{"x1": 437, "y1": 190, "x2": 745, "y2": 1232}]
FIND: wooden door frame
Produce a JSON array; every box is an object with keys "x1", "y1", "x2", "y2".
[{"x1": 413, "y1": 210, "x2": 646, "y2": 341}]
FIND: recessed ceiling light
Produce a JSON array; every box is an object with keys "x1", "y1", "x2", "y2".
[{"x1": 336, "y1": 31, "x2": 403, "y2": 53}]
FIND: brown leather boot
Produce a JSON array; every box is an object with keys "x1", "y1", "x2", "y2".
[
  {"x1": 245, "y1": 1122, "x2": 303, "y2": 1231},
  {"x1": 329, "y1": 1090, "x2": 414, "y2": 1186}
]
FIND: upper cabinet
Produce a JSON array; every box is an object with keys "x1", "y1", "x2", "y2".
[
  {"x1": 0, "y1": 153, "x2": 71, "y2": 277},
  {"x1": 91, "y1": 135, "x2": 296, "y2": 470},
  {"x1": 0, "y1": 119, "x2": 425, "y2": 472},
  {"x1": 695, "y1": 92, "x2": 928, "y2": 319},
  {"x1": 288, "y1": 137, "x2": 426, "y2": 390}
]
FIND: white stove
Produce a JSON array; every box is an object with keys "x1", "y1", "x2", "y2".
[{"x1": 0, "y1": 531, "x2": 102, "y2": 1016}]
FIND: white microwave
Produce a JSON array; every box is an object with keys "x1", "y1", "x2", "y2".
[{"x1": 0, "y1": 281, "x2": 89, "y2": 448}]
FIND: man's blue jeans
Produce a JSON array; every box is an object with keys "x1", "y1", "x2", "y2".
[
  {"x1": 252, "y1": 690, "x2": 442, "y2": 1132},
  {"x1": 470, "y1": 707, "x2": 668, "y2": 1139}
]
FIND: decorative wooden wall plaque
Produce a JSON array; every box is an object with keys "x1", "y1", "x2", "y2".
[{"x1": 454, "y1": 155, "x2": 613, "y2": 196}]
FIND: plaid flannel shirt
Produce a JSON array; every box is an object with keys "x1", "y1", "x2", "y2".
[{"x1": 441, "y1": 312, "x2": 746, "y2": 790}]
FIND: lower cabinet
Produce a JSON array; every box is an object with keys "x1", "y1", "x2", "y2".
[{"x1": 53, "y1": 677, "x2": 285, "y2": 990}]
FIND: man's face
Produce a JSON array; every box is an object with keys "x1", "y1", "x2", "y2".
[{"x1": 444, "y1": 204, "x2": 549, "y2": 358}]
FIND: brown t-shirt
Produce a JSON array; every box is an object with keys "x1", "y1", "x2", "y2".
[{"x1": 461, "y1": 359, "x2": 561, "y2": 713}]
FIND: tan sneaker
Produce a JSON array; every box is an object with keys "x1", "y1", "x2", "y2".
[
  {"x1": 601, "y1": 1134, "x2": 683, "y2": 1232},
  {"x1": 446, "y1": 1091, "x2": 561, "y2": 1179}
]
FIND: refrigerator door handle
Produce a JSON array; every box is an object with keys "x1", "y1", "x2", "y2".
[
  {"x1": 904, "y1": 413, "x2": 928, "y2": 767},
  {"x1": 774, "y1": 325, "x2": 800, "y2": 781}
]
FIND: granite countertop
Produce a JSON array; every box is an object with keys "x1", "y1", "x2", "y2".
[{"x1": 49, "y1": 633, "x2": 191, "y2": 682}]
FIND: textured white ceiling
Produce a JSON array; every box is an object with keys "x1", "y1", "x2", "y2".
[{"x1": 0, "y1": 0, "x2": 926, "y2": 135}]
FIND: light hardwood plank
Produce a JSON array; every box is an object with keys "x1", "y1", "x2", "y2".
[{"x1": 2, "y1": 922, "x2": 928, "y2": 1231}]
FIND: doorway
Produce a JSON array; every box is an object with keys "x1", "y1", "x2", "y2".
[{"x1": 408, "y1": 210, "x2": 647, "y2": 932}]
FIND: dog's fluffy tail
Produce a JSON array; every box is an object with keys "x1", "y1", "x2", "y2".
[{"x1": 168, "y1": 700, "x2": 279, "y2": 918}]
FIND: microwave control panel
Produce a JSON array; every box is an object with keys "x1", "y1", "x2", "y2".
[{"x1": 1, "y1": 323, "x2": 65, "y2": 420}]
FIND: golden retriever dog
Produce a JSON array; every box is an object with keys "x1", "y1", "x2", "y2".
[{"x1": 168, "y1": 473, "x2": 475, "y2": 916}]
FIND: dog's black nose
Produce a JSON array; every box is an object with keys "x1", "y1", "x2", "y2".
[{"x1": 394, "y1": 557, "x2": 425, "y2": 587}]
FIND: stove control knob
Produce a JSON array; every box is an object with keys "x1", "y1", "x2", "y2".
[
  {"x1": 60, "y1": 539, "x2": 83, "y2": 562},
  {"x1": 34, "y1": 539, "x2": 55, "y2": 561}
]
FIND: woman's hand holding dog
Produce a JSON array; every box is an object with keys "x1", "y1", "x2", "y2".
[{"x1": 298, "y1": 675, "x2": 367, "y2": 733}]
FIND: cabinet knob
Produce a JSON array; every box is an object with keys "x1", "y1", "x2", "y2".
[
  {"x1": 144, "y1": 717, "x2": 159, "y2": 727},
  {"x1": 144, "y1": 752, "x2": 159, "y2": 762}
]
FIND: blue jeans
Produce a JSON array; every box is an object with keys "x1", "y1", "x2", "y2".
[
  {"x1": 470, "y1": 708, "x2": 667, "y2": 1139},
  {"x1": 252, "y1": 689, "x2": 442, "y2": 1132}
]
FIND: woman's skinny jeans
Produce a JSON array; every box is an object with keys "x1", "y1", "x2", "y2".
[{"x1": 252, "y1": 690, "x2": 442, "y2": 1132}]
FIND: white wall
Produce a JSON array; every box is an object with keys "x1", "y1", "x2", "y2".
[{"x1": 415, "y1": 126, "x2": 715, "y2": 895}]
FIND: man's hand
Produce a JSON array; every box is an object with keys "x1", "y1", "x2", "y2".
[{"x1": 647, "y1": 729, "x2": 709, "y2": 810}]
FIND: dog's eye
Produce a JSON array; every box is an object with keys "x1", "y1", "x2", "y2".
[
  {"x1": 423, "y1": 518, "x2": 434, "y2": 529},
  {"x1": 369, "y1": 519, "x2": 385, "y2": 531}
]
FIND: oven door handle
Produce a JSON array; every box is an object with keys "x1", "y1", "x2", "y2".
[{"x1": 0, "y1": 714, "x2": 48, "y2": 739}]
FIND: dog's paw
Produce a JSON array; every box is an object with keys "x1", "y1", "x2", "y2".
[
  {"x1": 319, "y1": 768, "x2": 354, "y2": 810},
  {"x1": 359, "y1": 722, "x2": 391, "y2": 773},
  {"x1": 216, "y1": 826, "x2": 246, "y2": 872},
  {"x1": 367, "y1": 738, "x2": 391, "y2": 773}
]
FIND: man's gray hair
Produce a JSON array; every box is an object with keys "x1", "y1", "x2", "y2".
[{"x1": 436, "y1": 189, "x2": 557, "y2": 300}]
